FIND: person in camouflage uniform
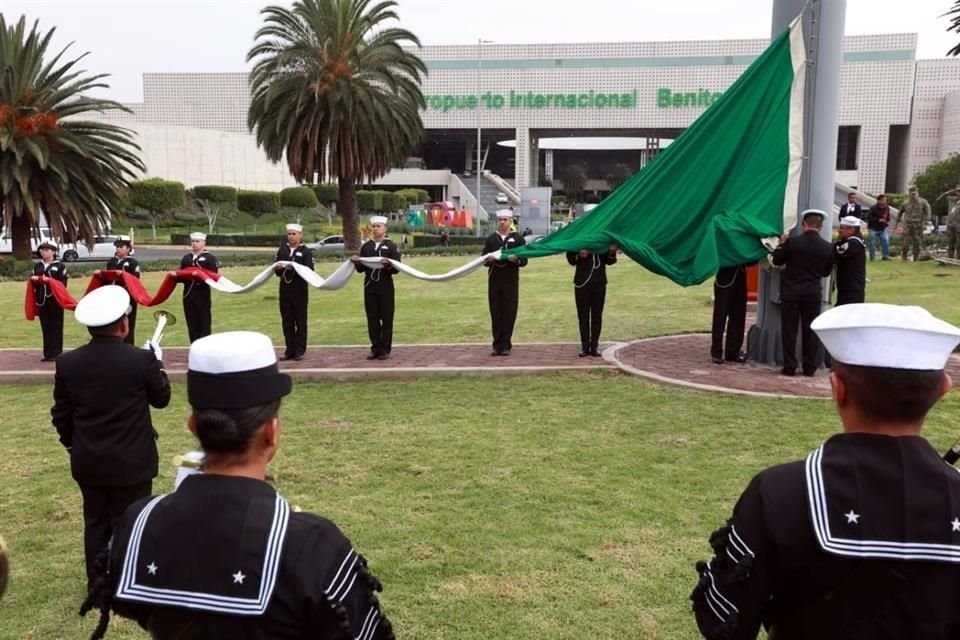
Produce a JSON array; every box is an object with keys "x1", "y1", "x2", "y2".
[
  {"x1": 946, "y1": 185, "x2": 960, "y2": 259},
  {"x1": 896, "y1": 186, "x2": 931, "y2": 261}
]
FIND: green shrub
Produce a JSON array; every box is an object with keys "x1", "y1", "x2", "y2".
[
  {"x1": 193, "y1": 185, "x2": 237, "y2": 206},
  {"x1": 382, "y1": 192, "x2": 407, "y2": 213},
  {"x1": 280, "y1": 186, "x2": 319, "y2": 209},
  {"x1": 356, "y1": 190, "x2": 383, "y2": 213},
  {"x1": 311, "y1": 183, "x2": 339, "y2": 205},
  {"x1": 237, "y1": 190, "x2": 280, "y2": 215}
]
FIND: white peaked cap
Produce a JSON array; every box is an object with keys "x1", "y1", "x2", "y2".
[
  {"x1": 496, "y1": 209, "x2": 514, "y2": 219},
  {"x1": 839, "y1": 216, "x2": 863, "y2": 227},
  {"x1": 812, "y1": 303, "x2": 960, "y2": 370},
  {"x1": 801, "y1": 209, "x2": 826, "y2": 220},
  {"x1": 189, "y1": 232, "x2": 206, "y2": 241},
  {"x1": 75, "y1": 286, "x2": 131, "y2": 327},
  {"x1": 285, "y1": 223, "x2": 303, "y2": 233},
  {"x1": 369, "y1": 215, "x2": 388, "y2": 225},
  {"x1": 187, "y1": 331, "x2": 292, "y2": 410}
]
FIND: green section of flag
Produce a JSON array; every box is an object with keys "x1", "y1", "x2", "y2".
[{"x1": 506, "y1": 27, "x2": 797, "y2": 287}]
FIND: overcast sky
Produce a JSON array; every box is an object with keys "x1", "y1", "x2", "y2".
[{"x1": 2, "y1": 0, "x2": 956, "y2": 102}]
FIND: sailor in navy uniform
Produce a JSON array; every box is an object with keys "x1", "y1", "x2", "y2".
[
  {"x1": 710, "y1": 263, "x2": 752, "y2": 365},
  {"x1": 32, "y1": 240, "x2": 68, "y2": 361},
  {"x1": 566, "y1": 244, "x2": 617, "y2": 357},
  {"x1": 834, "y1": 215, "x2": 866, "y2": 306},
  {"x1": 53, "y1": 286, "x2": 169, "y2": 596},
  {"x1": 81, "y1": 331, "x2": 395, "y2": 640},
  {"x1": 482, "y1": 210, "x2": 527, "y2": 356},
  {"x1": 691, "y1": 303, "x2": 960, "y2": 640},
  {"x1": 351, "y1": 216, "x2": 401, "y2": 360},
  {"x1": 274, "y1": 223, "x2": 315, "y2": 361},
  {"x1": 104, "y1": 237, "x2": 141, "y2": 345},
  {"x1": 175, "y1": 232, "x2": 218, "y2": 343}
]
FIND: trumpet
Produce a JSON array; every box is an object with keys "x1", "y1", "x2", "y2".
[{"x1": 151, "y1": 309, "x2": 177, "y2": 346}]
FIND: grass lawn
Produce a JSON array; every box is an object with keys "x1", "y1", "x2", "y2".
[{"x1": 1, "y1": 255, "x2": 958, "y2": 638}]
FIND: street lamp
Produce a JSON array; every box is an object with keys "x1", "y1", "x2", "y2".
[{"x1": 477, "y1": 38, "x2": 493, "y2": 218}]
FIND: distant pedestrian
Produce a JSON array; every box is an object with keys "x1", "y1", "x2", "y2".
[
  {"x1": 865, "y1": 194, "x2": 892, "y2": 261},
  {"x1": 945, "y1": 185, "x2": 960, "y2": 259},
  {"x1": 896, "y1": 186, "x2": 931, "y2": 262},
  {"x1": 837, "y1": 191, "x2": 863, "y2": 224}
]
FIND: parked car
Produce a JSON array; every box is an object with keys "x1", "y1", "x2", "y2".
[
  {"x1": 307, "y1": 235, "x2": 346, "y2": 251},
  {"x1": 495, "y1": 192, "x2": 509, "y2": 204},
  {"x1": 62, "y1": 236, "x2": 126, "y2": 262}
]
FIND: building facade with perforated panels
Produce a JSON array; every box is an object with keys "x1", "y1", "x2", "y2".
[{"x1": 95, "y1": 33, "x2": 960, "y2": 195}]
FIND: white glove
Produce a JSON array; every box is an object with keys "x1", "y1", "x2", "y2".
[{"x1": 144, "y1": 340, "x2": 163, "y2": 362}]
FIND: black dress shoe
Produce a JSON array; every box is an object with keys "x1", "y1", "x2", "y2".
[
  {"x1": 578, "y1": 349, "x2": 590, "y2": 357},
  {"x1": 501, "y1": 348, "x2": 511, "y2": 356},
  {"x1": 377, "y1": 353, "x2": 389, "y2": 360},
  {"x1": 802, "y1": 369, "x2": 816, "y2": 377},
  {"x1": 366, "y1": 352, "x2": 379, "y2": 360},
  {"x1": 293, "y1": 354, "x2": 304, "y2": 361},
  {"x1": 780, "y1": 368, "x2": 796, "y2": 377},
  {"x1": 278, "y1": 355, "x2": 292, "y2": 361},
  {"x1": 711, "y1": 356, "x2": 724, "y2": 365},
  {"x1": 589, "y1": 348, "x2": 601, "y2": 357},
  {"x1": 725, "y1": 353, "x2": 748, "y2": 364},
  {"x1": 491, "y1": 349, "x2": 501, "y2": 356}
]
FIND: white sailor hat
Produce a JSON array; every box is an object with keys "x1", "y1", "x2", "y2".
[
  {"x1": 285, "y1": 223, "x2": 303, "y2": 233},
  {"x1": 496, "y1": 209, "x2": 514, "y2": 219},
  {"x1": 37, "y1": 240, "x2": 58, "y2": 252},
  {"x1": 812, "y1": 303, "x2": 960, "y2": 370},
  {"x1": 369, "y1": 215, "x2": 388, "y2": 225},
  {"x1": 74, "y1": 286, "x2": 132, "y2": 327},
  {"x1": 801, "y1": 209, "x2": 826, "y2": 220},
  {"x1": 187, "y1": 331, "x2": 292, "y2": 410},
  {"x1": 839, "y1": 216, "x2": 862, "y2": 227},
  {"x1": 189, "y1": 232, "x2": 206, "y2": 241}
]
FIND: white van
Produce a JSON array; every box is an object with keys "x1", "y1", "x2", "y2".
[{"x1": 0, "y1": 227, "x2": 56, "y2": 254}]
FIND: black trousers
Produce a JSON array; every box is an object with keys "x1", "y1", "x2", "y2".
[
  {"x1": 836, "y1": 290, "x2": 865, "y2": 306},
  {"x1": 280, "y1": 287, "x2": 309, "y2": 357},
  {"x1": 574, "y1": 284, "x2": 606, "y2": 350},
  {"x1": 781, "y1": 300, "x2": 821, "y2": 374},
  {"x1": 489, "y1": 276, "x2": 519, "y2": 352},
  {"x1": 38, "y1": 302, "x2": 64, "y2": 359},
  {"x1": 79, "y1": 481, "x2": 151, "y2": 592},
  {"x1": 182, "y1": 290, "x2": 212, "y2": 343},
  {"x1": 711, "y1": 274, "x2": 747, "y2": 359},
  {"x1": 123, "y1": 302, "x2": 138, "y2": 346},
  {"x1": 364, "y1": 284, "x2": 395, "y2": 355}
]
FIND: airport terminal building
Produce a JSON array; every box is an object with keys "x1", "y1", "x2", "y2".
[{"x1": 96, "y1": 32, "x2": 960, "y2": 211}]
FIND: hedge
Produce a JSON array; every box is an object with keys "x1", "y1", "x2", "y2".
[
  {"x1": 171, "y1": 233, "x2": 286, "y2": 247},
  {"x1": 311, "y1": 184, "x2": 339, "y2": 205},
  {"x1": 280, "y1": 186, "x2": 319, "y2": 209},
  {"x1": 395, "y1": 188, "x2": 430, "y2": 206},
  {"x1": 356, "y1": 190, "x2": 382, "y2": 213},
  {"x1": 237, "y1": 190, "x2": 280, "y2": 214},
  {"x1": 193, "y1": 185, "x2": 237, "y2": 205}
]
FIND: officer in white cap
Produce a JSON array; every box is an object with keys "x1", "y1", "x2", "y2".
[
  {"x1": 834, "y1": 216, "x2": 866, "y2": 305},
  {"x1": 90, "y1": 332, "x2": 395, "y2": 640},
  {"x1": 692, "y1": 303, "x2": 960, "y2": 640},
  {"x1": 51, "y1": 285, "x2": 170, "y2": 596},
  {"x1": 351, "y1": 215, "x2": 401, "y2": 360},
  {"x1": 274, "y1": 223, "x2": 314, "y2": 360},
  {"x1": 771, "y1": 209, "x2": 835, "y2": 376},
  {"x1": 30, "y1": 239, "x2": 68, "y2": 361},
  {"x1": 172, "y1": 231, "x2": 219, "y2": 342},
  {"x1": 482, "y1": 209, "x2": 527, "y2": 356}
]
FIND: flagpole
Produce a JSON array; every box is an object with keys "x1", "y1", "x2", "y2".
[{"x1": 748, "y1": 0, "x2": 846, "y2": 366}]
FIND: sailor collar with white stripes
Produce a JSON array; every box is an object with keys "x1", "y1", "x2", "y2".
[
  {"x1": 114, "y1": 476, "x2": 291, "y2": 615},
  {"x1": 804, "y1": 433, "x2": 960, "y2": 563}
]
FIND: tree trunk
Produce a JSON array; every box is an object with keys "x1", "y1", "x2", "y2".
[
  {"x1": 339, "y1": 176, "x2": 360, "y2": 250},
  {"x1": 11, "y1": 213, "x2": 33, "y2": 261}
]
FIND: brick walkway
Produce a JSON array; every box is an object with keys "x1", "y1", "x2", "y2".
[
  {"x1": 0, "y1": 342, "x2": 616, "y2": 383},
  {"x1": 6, "y1": 336, "x2": 958, "y2": 399}
]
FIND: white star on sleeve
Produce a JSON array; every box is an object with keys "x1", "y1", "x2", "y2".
[
  {"x1": 951, "y1": 518, "x2": 960, "y2": 532},
  {"x1": 232, "y1": 570, "x2": 246, "y2": 585},
  {"x1": 844, "y1": 510, "x2": 860, "y2": 524},
  {"x1": 146, "y1": 562, "x2": 158, "y2": 575}
]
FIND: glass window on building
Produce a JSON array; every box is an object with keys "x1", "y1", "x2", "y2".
[{"x1": 836, "y1": 125, "x2": 860, "y2": 171}]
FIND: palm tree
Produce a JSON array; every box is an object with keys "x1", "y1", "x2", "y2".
[
  {"x1": 948, "y1": 1, "x2": 960, "y2": 57},
  {"x1": 247, "y1": 0, "x2": 426, "y2": 250},
  {"x1": 0, "y1": 16, "x2": 144, "y2": 260}
]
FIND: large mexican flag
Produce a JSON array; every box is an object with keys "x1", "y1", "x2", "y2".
[{"x1": 505, "y1": 19, "x2": 807, "y2": 286}]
